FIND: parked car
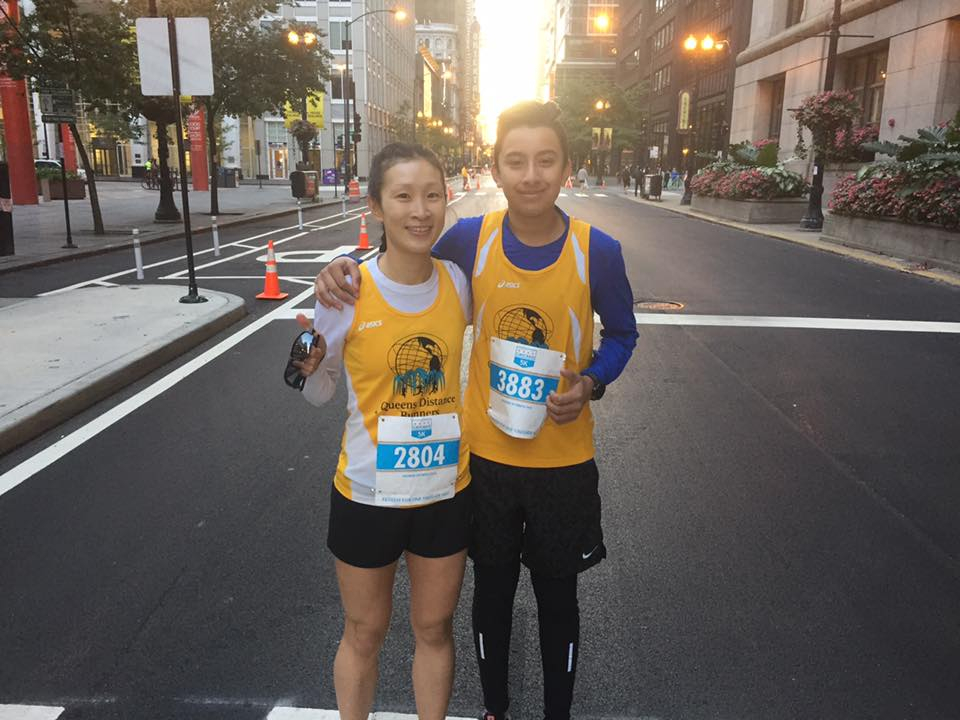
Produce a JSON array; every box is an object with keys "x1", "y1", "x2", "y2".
[{"x1": 35, "y1": 158, "x2": 86, "y2": 179}]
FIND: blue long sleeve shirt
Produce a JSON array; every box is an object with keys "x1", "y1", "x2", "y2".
[{"x1": 433, "y1": 210, "x2": 638, "y2": 386}]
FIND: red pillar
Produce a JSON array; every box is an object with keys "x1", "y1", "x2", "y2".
[
  {"x1": 0, "y1": 0, "x2": 38, "y2": 205},
  {"x1": 188, "y1": 109, "x2": 209, "y2": 191},
  {"x1": 60, "y1": 124, "x2": 77, "y2": 172}
]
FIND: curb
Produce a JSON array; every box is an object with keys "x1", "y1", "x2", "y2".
[
  {"x1": 0, "y1": 296, "x2": 247, "y2": 457},
  {"x1": 628, "y1": 194, "x2": 960, "y2": 288},
  {"x1": 0, "y1": 195, "x2": 367, "y2": 276}
]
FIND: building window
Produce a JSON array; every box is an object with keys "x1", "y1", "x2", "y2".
[
  {"x1": 587, "y1": 2, "x2": 617, "y2": 35},
  {"x1": 786, "y1": 0, "x2": 804, "y2": 28},
  {"x1": 652, "y1": 21, "x2": 674, "y2": 54},
  {"x1": 653, "y1": 64, "x2": 672, "y2": 94},
  {"x1": 843, "y1": 48, "x2": 888, "y2": 125},
  {"x1": 331, "y1": 71, "x2": 354, "y2": 101},
  {"x1": 328, "y1": 20, "x2": 349, "y2": 50},
  {"x1": 767, "y1": 75, "x2": 785, "y2": 141},
  {"x1": 655, "y1": 0, "x2": 675, "y2": 14}
]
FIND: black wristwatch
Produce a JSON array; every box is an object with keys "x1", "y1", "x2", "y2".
[{"x1": 581, "y1": 371, "x2": 606, "y2": 401}]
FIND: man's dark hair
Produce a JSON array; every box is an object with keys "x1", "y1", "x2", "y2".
[
  {"x1": 368, "y1": 142, "x2": 445, "y2": 251},
  {"x1": 493, "y1": 100, "x2": 569, "y2": 169}
]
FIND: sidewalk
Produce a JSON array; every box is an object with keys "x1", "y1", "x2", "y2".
[
  {"x1": 0, "y1": 285, "x2": 247, "y2": 458},
  {"x1": 0, "y1": 180, "x2": 364, "y2": 275},
  {"x1": 623, "y1": 187, "x2": 960, "y2": 288}
]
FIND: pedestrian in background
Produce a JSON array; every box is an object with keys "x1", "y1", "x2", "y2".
[{"x1": 577, "y1": 165, "x2": 589, "y2": 189}]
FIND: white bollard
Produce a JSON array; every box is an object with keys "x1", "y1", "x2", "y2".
[
  {"x1": 211, "y1": 214, "x2": 221, "y2": 257},
  {"x1": 297, "y1": 198, "x2": 304, "y2": 230},
  {"x1": 341, "y1": 196, "x2": 347, "y2": 218},
  {"x1": 132, "y1": 228, "x2": 144, "y2": 280}
]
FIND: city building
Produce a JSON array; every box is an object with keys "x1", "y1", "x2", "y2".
[
  {"x1": 731, "y1": 0, "x2": 960, "y2": 162},
  {"x1": 247, "y1": 0, "x2": 416, "y2": 181},
  {"x1": 545, "y1": 0, "x2": 621, "y2": 100},
  {"x1": 616, "y1": 0, "x2": 753, "y2": 173},
  {"x1": 414, "y1": 0, "x2": 481, "y2": 165}
]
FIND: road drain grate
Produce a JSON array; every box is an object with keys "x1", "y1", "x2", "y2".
[{"x1": 634, "y1": 299, "x2": 684, "y2": 311}]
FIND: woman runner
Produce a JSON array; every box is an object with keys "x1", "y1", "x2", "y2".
[{"x1": 287, "y1": 143, "x2": 473, "y2": 720}]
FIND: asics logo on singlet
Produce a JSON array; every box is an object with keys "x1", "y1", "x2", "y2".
[
  {"x1": 357, "y1": 320, "x2": 383, "y2": 332},
  {"x1": 497, "y1": 280, "x2": 520, "y2": 289}
]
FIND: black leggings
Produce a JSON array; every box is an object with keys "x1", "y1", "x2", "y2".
[{"x1": 472, "y1": 561, "x2": 580, "y2": 720}]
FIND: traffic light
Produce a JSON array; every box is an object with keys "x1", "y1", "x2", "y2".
[
  {"x1": 336, "y1": 134, "x2": 343, "y2": 149},
  {"x1": 353, "y1": 112, "x2": 362, "y2": 144}
]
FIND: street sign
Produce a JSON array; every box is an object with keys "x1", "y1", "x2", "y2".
[
  {"x1": 39, "y1": 88, "x2": 76, "y2": 123},
  {"x1": 136, "y1": 17, "x2": 214, "y2": 96}
]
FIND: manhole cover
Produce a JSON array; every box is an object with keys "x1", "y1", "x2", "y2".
[{"x1": 634, "y1": 299, "x2": 684, "y2": 311}]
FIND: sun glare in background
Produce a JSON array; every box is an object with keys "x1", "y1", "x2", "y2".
[{"x1": 475, "y1": 0, "x2": 546, "y2": 144}]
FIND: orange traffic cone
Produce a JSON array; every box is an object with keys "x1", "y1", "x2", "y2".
[
  {"x1": 564, "y1": 177, "x2": 573, "y2": 189},
  {"x1": 475, "y1": 175, "x2": 481, "y2": 190},
  {"x1": 358, "y1": 212, "x2": 370, "y2": 249},
  {"x1": 256, "y1": 240, "x2": 288, "y2": 300},
  {"x1": 447, "y1": 184, "x2": 454, "y2": 201}
]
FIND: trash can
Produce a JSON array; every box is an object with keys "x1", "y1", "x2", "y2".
[
  {"x1": 644, "y1": 173, "x2": 662, "y2": 200},
  {"x1": 219, "y1": 167, "x2": 237, "y2": 188},
  {"x1": 290, "y1": 170, "x2": 320, "y2": 201}
]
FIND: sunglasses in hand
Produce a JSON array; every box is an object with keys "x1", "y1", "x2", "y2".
[{"x1": 284, "y1": 328, "x2": 325, "y2": 390}]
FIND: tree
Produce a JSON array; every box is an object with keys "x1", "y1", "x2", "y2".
[
  {"x1": 556, "y1": 78, "x2": 648, "y2": 173},
  {"x1": 186, "y1": 5, "x2": 332, "y2": 213},
  {"x1": 0, "y1": 0, "x2": 138, "y2": 233},
  {"x1": 388, "y1": 101, "x2": 415, "y2": 143}
]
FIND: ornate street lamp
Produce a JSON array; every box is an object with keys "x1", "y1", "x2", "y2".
[{"x1": 679, "y1": 33, "x2": 727, "y2": 205}]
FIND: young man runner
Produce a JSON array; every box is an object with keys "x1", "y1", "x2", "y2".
[{"x1": 315, "y1": 100, "x2": 637, "y2": 720}]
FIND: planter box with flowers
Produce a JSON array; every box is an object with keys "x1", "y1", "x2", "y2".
[
  {"x1": 822, "y1": 112, "x2": 960, "y2": 270},
  {"x1": 791, "y1": 90, "x2": 880, "y2": 201},
  {"x1": 35, "y1": 167, "x2": 86, "y2": 201},
  {"x1": 690, "y1": 140, "x2": 809, "y2": 223}
]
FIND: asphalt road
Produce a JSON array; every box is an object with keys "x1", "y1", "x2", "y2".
[{"x1": 1, "y1": 184, "x2": 959, "y2": 719}]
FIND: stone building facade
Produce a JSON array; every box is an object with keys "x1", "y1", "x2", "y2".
[{"x1": 731, "y1": 0, "x2": 960, "y2": 159}]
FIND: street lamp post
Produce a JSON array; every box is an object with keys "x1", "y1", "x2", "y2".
[
  {"x1": 800, "y1": 0, "x2": 842, "y2": 230},
  {"x1": 286, "y1": 29, "x2": 318, "y2": 167},
  {"x1": 680, "y1": 33, "x2": 727, "y2": 205},
  {"x1": 591, "y1": 99, "x2": 610, "y2": 186},
  {"x1": 342, "y1": 6, "x2": 407, "y2": 195}
]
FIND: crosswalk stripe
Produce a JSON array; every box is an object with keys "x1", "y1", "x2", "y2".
[
  {"x1": 267, "y1": 710, "x2": 473, "y2": 720},
  {"x1": 595, "y1": 193, "x2": 607, "y2": 197},
  {"x1": 0, "y1": 706, "x2": 64, "y2": 720},
  {"x1": 0, "y1": 706, "x2": 475, "y2": 720}
]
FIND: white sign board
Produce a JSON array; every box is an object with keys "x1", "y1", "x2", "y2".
[
  {"x1": 648, "y1": 146, "x2": 660, "y2": 159},
  {"x1": 136, "y1": 17, "x2": 215, "y2": 97}
]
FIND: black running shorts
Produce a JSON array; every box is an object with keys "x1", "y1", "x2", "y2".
[
  {"x1": 469, "y1": 454, "x2": 606, "y2": 577},
  {"x1": 327, "y1": 483, "x2": 473, "y2": 568}
]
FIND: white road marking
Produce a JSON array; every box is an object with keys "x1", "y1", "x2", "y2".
[
  {"x1": 595, "y1": 192, "x2": 608, "y2": 197},
  {"x1": 631, "y1": 313, "x2": 960, "y2": 333},
  {"x1": 0, "y1": 287, "x2": 315, "y2": 499},
  {"x1": 267, "y1": 711, "x2": 472, "y2": 720},
  {"x1": 575, "y1": 192, "x2": 588, "y2": 197},
  {"x1": 268, "y1": 246, "x2": 357, "y2": 264},
  {"x1": 0, "y1": 706, "x2": 64, "y2": 720},
  {"x1": 163, "y1": 214, "x2": 367, "y2": 279},
  {"x1": 39, "y1": 208, "x2": 366, "y2": 295},
  {"x1": 0, "y1": 706, "x2": 473, "y2": 720}
]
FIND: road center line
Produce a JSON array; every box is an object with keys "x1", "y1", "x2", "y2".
[
  {"x1": 632, "y1": 313, "x2": 960, "y2": 333},
  {"x1": 0, "y1": 287, "x2": 315, "y2": 499},
  {"x1": 274, "y1": 308, "x2": 960, "y2": 334}
]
